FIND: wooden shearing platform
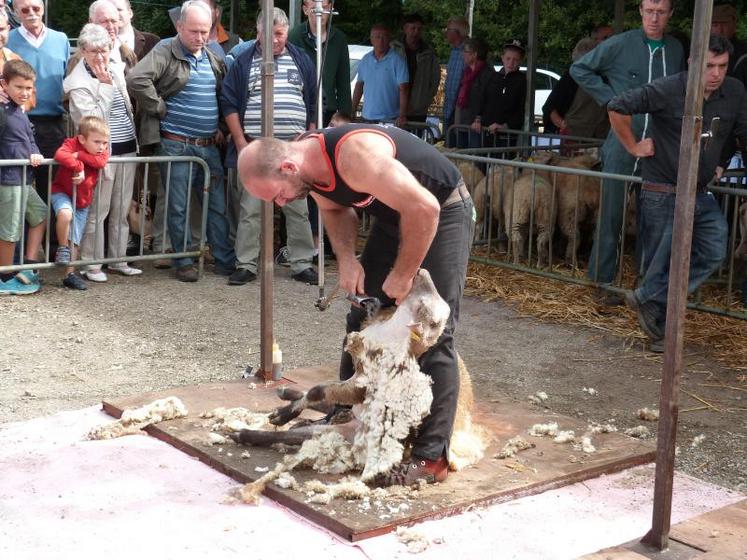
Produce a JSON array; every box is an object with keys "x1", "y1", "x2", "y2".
[{"x1": 103, "y1": 365, "x2": 656, "y2": 542}]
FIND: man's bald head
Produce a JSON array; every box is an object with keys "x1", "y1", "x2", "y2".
[{"x1": 238, "y1": 138, "x2": 294, "y2": 200}]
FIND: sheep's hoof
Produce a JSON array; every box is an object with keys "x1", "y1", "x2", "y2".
[
  {"x1": 277, "y1": 386, "x2": 305, "y2": 401},
  {"x1": 269, "y1": 403, "x2": 303, "y2": 426}
]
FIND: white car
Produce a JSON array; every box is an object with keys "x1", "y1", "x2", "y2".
[
  {"x1": 494, "y1": 66, "x2": 562, "y2": 120},
  {"x1": 348, "y1": 44, "x2": 373, "y2": 95}
]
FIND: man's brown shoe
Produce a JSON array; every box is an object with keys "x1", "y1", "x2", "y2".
[
  {"x1": 175, "y1": 265, "x2": 198, "y2": 282},
  {"x1": 373, "y1": 455, "x2": 448, "y2": 487}
]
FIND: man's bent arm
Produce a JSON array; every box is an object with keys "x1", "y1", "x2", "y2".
[
  {"x1": 608, "y1": 111, "x2": 654, "y2": 158},
  {"x1": 337, "y1": 134, "x2": 440, "y2": 301},
  {"x1": 313, "y1": 194, "x2": 364, "y2": 294}
]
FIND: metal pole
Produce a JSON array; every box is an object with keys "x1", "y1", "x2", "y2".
[
  {"x1": 259, "y1": 0, "x2": 275, "y2": 382},
  {"x1": 314, "y1": 0, "x2": 327, "y2": 308},
  {"x1": 229, "y1": 0, "x2": 239, "y2": 35},
  {"x1": 289, "y1": 0, "x2": 301, "y2": 28},
  {"x1": 466, "y1": 0, "x2": 474, "y2": 37},
  {"x1": 523, "y1": 0, "x2": 540, "y2": 133},
  {"x1": 641, "y1": 0, "x2": 713, "y2": 550}
]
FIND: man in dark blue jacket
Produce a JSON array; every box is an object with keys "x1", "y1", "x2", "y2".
[{"x1": 220, "y1": 7, "x2": 317, "y2": 286}]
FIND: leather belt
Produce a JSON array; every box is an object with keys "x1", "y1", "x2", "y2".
[
  {"x1": 642, "y1": 182, "x2": 676, "y2": 194},
  {"x1": 161, "y1": 131, "x2": 215, "y2": 146},
  {"x1": 442, "y1": 182, "x2": 471, "y2": 208}
]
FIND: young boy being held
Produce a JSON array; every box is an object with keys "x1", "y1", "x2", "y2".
[
  {"x1": 51, "y1": 116, "x2": 110, "y2": 290},
  {"x1": 0, "y1": 59, "x2": 45, "y2": 295}
]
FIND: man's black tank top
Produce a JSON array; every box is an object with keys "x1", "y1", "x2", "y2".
[{"x1": 301, "y1": 124, "x2": 462, "y2": 224}]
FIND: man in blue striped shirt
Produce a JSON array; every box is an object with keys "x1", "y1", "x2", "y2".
[
  {"x1": 442, "y1": 16, "x2": 468, "y2": 147},
  {"x1": 221, "y1": 8, "x2": 317, "y2": 286},
  {"x1": 127, "y1": 0, "x2": 235, "y2": 282}
]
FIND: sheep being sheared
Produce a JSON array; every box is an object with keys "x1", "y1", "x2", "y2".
[{"x1": 233, "y1": 269, "x2": 489, "y2": 487}]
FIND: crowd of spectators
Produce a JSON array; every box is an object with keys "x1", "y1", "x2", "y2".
[{"x1": 0, "y1": 0, "x2": 745, "y2": 308}]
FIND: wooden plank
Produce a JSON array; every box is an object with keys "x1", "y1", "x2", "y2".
[
  {"x1": 669, "y1": 499, "x2": 747, "y2": 559},
  {"x1": 102, "y1": 365, "x2": 656, "y2": 542}
]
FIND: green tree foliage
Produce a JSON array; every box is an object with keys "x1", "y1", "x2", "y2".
[{"x1": 45, "y1": 0, "x2": 745, "y2": 73}]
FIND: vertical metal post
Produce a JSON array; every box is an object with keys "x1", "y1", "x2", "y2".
[
  {"x1": 229, "y1": 0, "x2": 240, "y2": 35},
  {"x1": 523, "y1": 0, "x2": 540, "y2": 134},
  {"x1": 289, "y1": 0, "x2": 301, "y2": 28},
  {"x1": 466, "y1": 0, "x2": 474, "y2": 36},
  {"x1": 259, "y1": 0, "x2": 276, "y2": 382},
  {"x1": 314, "y1": 0, "x2": 327, "y2": 307},
  {"x1": 641, "y1": 0, "x2": 713, "y2": 550}
]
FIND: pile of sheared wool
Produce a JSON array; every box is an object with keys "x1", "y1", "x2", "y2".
[
  {"x1": 636, "y1": 408, "x2": 660, "y2": 421},
  {"x1": 200, "y1": 407, "x2": 270, "y2": 434},
  {"x1": 528, "y1": 422, "x2": 559, "y2": 437},
  {"x1": 87, "y1": 397, "x2": 187, "y2": 440},
  {"x1": 396, "y1": 526, "x2": 430, "y2": 554},
  {"x1": 496, "y1": 436, "x2": 535, "y2": 459},
  {"x1": 624, "y1": 425, "x2": 651, "y2": 439}
]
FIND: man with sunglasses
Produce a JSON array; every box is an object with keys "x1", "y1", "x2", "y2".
[{"x1": 7, "y1": 0, "x2": 69, "y2": 204}]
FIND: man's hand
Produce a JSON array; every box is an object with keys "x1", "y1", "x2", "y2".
[
  {"x1": 382, "y1": 270, "x2": 414, "y2": 305},
  {"x1": 29, "y1": 154, "x2": 43, "y2": 167},
  {"x1": 338, "y1": 258, "x2": 365, "y2": 297},
  {"x1": 214, "y1": 130, "x2": 225, "y2": 147},
  {"x1": 630, "y1": 138, "x2": 655, "y2": 158},
  {"x1": 72, "y1": 171, "x2": 85, "y2": 185},
  {"x1": 487, "y1": 122, "x2": 506, "y2": 133},
  {"x1": 714, "y1": 165, "x2": 724, "y2": 182}
]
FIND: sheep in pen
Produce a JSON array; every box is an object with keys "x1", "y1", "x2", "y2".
[{"x1": 232, "y1": 269, "x2": 489, "y2": 502}]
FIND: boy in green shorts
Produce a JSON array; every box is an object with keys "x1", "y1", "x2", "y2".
[{"x1": 0, "y1": 59, "x2": 46, "y2": 295}]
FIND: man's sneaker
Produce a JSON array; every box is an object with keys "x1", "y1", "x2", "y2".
[
  {"x1": 108, "y1": 263, "x2": 143, "y2": 276},
  {"x1": 15, "y1": 269, "x2": 40, "y2": 285},
  {"x1": 291, "y1": 267, "x2": 318, "y2": 284},
  {"x1": 84, "y1": 269, "x2": 108, "y2": 283},
  {"x1": 62, "y1": 272, "x2": 87, "y2": 290},
  {"x1": 0, "y1": 276, "x2": 40, "y2": 295},
  {"x1": 625, "y1": 291, "x2": 664, "y2": 340},
  {"x1": 54, "y1": 246, "x2": 72, "y2": 266},
  {"x1": 228, "y1": 268, "x2": 257, "y2": 285},
  {"x1": 373, "y1": 455, "x2": 448, "y2": 488},
  {"x1": 175, "y1": 265, "x2": 198, "y2": 282},
  {"x1": 274, "y1": 246, "x2": 290, "y2": 267}
]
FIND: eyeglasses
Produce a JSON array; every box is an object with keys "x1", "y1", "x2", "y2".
[
  {"x1": 641, "y1": 8, "x2": 669, "y2": 19},
  {"x1": 444, "y1": 27, "x2": 459, "y2": 33},
  {"x1": 20, "y1": 6, "x2": 43, "y2": 15}
]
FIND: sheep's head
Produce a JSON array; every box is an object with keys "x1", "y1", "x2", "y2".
[{"x1": 401, "y1": 269, "x2": 451, "y2": 357}]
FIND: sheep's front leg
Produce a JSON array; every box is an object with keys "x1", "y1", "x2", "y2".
[{"x1": 268, "y1": 380, "x2": 366, "y2": 426}]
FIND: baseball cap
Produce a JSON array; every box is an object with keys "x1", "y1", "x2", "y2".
[{"x1": 504, "y1": 38, "x2": 526, "y2": 53}]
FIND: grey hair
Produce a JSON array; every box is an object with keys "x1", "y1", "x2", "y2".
[
  {"x1": 88, "y1": 0, "x2": 117, "y2": 21},
  {"x1": 179, "y1": 0, "x2": 212, "y2": 23},
  {"x1": 256, "y1": 7, "x2": 289, "y2": 29},
  {"x1": 77, "y1": 23, "x2": 113, "y2": 51}
]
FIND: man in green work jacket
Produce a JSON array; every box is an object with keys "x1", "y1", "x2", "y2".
[
  {"x1": 288, "y1": 0, "x2": 351, "y2": 126},
  {"x1": 570, "y1": 0, "x2": 684, "y2": 303}
]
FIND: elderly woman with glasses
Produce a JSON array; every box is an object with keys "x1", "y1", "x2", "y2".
[
  {"x1": 63, "y1": 22, "x2": 141, "y2": 281},
  {"x1": 454, "y1": 37, "x2": 493, "y2": 149}
]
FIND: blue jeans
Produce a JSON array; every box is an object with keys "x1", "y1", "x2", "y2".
[
  {"x1": 157, "y1": 139, "x2": 235, "y2": 269},
  {"x1": 635, "y1": 190, "x2": 727, "y2": 315}
]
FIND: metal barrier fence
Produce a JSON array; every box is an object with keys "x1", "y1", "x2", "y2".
[
  {"x1": 445, "y1": 124, "x2": 605, "y2": 155},
  {"x1": 0, "y1": 155, "x2": 211, "y2": 279},
  {"x1": 443, "y1": 149, "x2": 747, "y2": 320}
]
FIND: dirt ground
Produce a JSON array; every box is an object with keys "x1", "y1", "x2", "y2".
[{"x1": 0, "y1": 260, "x2": 745, "y2": 493}]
